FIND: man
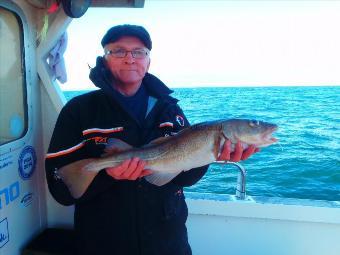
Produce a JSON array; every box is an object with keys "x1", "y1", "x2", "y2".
[{"x1": 45, "y1": 24, "x2": 258, "y2": 255}]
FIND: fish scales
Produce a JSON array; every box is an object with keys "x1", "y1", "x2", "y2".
[{"x1": 89, "y1": 123, "x2": 220, "y2": 172}]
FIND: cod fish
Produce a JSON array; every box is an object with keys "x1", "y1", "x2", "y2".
[{"x1": 59, "y1": 119, "x2": 278, "y2": 199}]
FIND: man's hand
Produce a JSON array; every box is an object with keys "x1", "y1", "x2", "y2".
[
  {"x1": 217, "y1": 140, "x2": 260, "y2": 162},
  {"x1": 105, "y1": 157, "x2": 152, "y2": 180}
]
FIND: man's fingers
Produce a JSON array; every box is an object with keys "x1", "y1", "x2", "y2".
[
  {"x1": 122, "y1": 157, "x2": 140, "y2": 179},
  {"x1": 230, "y1": 141, "x2": 242, "y2": 162},
  {"x1": 241, "y1": 145, "x2": 256, "y2": 160},
  {"x1": 139, "y1": 169, "x2": 153, "y2": 178},
  {"x1": 129, "y1": 159, "x2": 147, "y2": 180},
  {"x1": 106, "y1": 158, "x2": 150, "y2": 180},
  {"x1": 114, "y1": 159, "x2": 132, "y2": 176},
  {"x1": 217, "y1": 140, "x2": 231, "y2": 161},
  {"x1": 106, "y1": 159, "x2": 132, "y2": 179}
]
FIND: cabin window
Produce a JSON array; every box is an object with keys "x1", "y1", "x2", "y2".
[{"x1": 0, "y1": 7, "x2": 27, "y2": 145}]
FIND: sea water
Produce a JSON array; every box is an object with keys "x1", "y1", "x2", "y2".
[{"x1": 64, "y1": 86, "x2": 340, "y2": 201}]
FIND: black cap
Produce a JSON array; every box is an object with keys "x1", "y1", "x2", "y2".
[{"x1": 101, "y1": 24, "x2": 152, "y2": 50}]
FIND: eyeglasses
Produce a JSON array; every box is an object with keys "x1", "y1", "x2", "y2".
[{"x1": 105, "y1": 48, "x2": 149, "y2": 59}]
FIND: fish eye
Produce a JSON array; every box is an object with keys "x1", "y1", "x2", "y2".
[{"x1": 249, "y1": 120, "x2": 260, "y2": 127}]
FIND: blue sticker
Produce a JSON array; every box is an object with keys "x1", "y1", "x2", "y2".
[
  {"x1": 18, "y1": 146, "x2": 36, "y2": 180},
  {"x1": 0, "y1": 156, "x2": 13, "y2": 171},
  {"x1": 21, "y1": 192, "x2": 33, "y2": 207},
  {"x1": 0, "y1": 218, "x2": 9, "y2": 248}
]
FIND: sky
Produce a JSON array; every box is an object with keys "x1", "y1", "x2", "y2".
[{"x1": 61, "y1": 0, "x2": 340, "y2": 91}]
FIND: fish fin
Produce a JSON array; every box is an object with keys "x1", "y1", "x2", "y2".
[
  {"x1": 103, "y1": 138, "x2": 133, "y2": 157},
  {"x1": 146, "y1": 136, "x2": 173, "y2": 146},
  {"x1": 58, "y1": 159, "x2": 98, "y2": 199},
  {"x1": 144, "y1": 172, "x2": 181, "y2": 186}
]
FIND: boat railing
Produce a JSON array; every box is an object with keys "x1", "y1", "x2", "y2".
[{"x1": 213, "y1": 161, "x2": 247, "y2": 200}]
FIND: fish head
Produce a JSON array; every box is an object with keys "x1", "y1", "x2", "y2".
[{"x1": 222, "y1": 119, "x2": 278, "y2": 147}]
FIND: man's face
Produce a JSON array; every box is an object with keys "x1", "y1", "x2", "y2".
[{"x1": 104, "y1": 36, "x2": 150, "y2": 87}]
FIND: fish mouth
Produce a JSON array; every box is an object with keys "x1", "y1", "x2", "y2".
[
  {"x1": 261, "y1": 126, "x2": 278, "y2": 145},
  {"x1": 237, "y1": 125, "x2": 278, "y2": 147}
]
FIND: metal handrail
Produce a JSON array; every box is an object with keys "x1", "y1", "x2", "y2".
[{"x1": 213, "y1": 161, "x2": 247, "y2": 200}]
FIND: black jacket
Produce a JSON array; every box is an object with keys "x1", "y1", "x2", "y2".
[{"x1": 45, "y1": 57, "x2": 209, "y2": 255}]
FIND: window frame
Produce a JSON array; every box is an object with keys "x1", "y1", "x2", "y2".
[{"x1": 0, "y1": 1, "x2": 31, "y2": 152}]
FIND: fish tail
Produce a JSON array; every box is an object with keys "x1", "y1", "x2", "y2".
[
  {"x1": 58, "y1": 159, "x2": 98, "y2": 199},
  {"x1": 82, "y1": 161, "x2": 100, "y2": 172}
]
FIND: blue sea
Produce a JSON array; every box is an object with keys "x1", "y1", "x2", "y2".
[{"x1": 64, "y1": 86, "x2": 340, "y2": 201}]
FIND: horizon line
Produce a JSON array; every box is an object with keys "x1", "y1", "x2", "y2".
[{"x1": 61, "y1": 84, "x2": 340, "y2": 92}]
